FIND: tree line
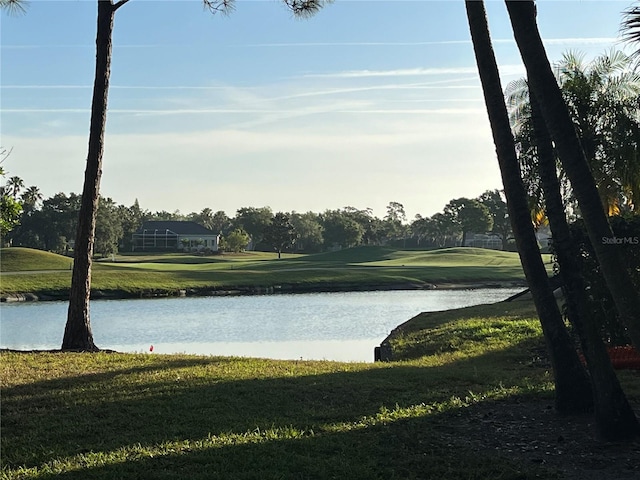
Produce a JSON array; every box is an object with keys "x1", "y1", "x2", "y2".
[{"x1": 0, "y1": 176, "x2": 513, "y2": 257}]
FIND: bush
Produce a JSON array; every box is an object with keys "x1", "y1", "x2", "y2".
[{"x1": 567, "y1": 216, "x2": 640, "y2": 345}]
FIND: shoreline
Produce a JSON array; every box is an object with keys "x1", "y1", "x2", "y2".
[{"x1": 0, "y1": 280, "x2": 528, "y2": 303}]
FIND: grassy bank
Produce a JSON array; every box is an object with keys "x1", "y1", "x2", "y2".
[
  {"x1": 0, "y1": 246, "x2": 540, "y2": 298},
  {"x1": 1, "y1": 298, "x2": 551, "y2": 479}
]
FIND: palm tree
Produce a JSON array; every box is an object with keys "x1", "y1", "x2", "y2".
[
  {"x1": 5, "y1": 176, "x2": 24, "y2": 199},
  {"x1": 61, "y1": 0, "x2": 331, "y2": 351},
  {"x1": 20, "y1": 186, "x2": 43, "y2": 214},
  {"x1": 465, "y1": 0, "x2": 592, "y2": 415},
  {"x1": 557, "y1": 50, "x2": 640, "y2": 213},
  {"x1": 621, "y1": 3, "x2": 640, "y2": 61},
  {"x1": 505, "y1": 0, "x2": 640, "y2": 352},
  {"x1": 506, "y1": 50, "x2": 640, "y2": 216},
  {"x1": 528, "y1": 88, "x2": 639, "y2": 441}
]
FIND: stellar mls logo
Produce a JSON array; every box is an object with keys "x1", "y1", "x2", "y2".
[{"x1": 602, "y1": 236, "x2": 639, "y2": 245}]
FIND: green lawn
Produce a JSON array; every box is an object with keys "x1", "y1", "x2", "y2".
[
  {"x1": 0, "y1": 247, "x2": 74, "y2": 272},
  {"x1": 0, "y1": 298, "x2": 568, "y2": 480},
  {"x1": 0, "y1": 246, "x2": 546, "y2": 297}
]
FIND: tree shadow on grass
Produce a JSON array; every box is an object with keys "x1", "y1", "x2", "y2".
[
  {"x1": 18, "y1": 409, "x2": 549, "y2": 480},
  {"x1": 0, "y1": 343, "x2": 612, "y2": 480}
]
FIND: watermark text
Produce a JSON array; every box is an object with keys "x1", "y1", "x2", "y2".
[{"x1": 602, "y1": 236, "x2": 639, "y2": 245}]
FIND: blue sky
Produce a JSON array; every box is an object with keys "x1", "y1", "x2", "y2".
[{"x1": 1, "y1": 0, "x2": 635, "y2": 220}]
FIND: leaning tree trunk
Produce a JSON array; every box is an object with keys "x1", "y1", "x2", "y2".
[
  {"x1": 530, "y1": 92, "x2": 639, "y2": 440},
  {"x1": 505, "y1": 0, "x2": 640, "y2": 350},
  {"x1": 62, "y1": 0, "x2": 121, "y2": 351},
  {"x1": 465, "y1": 0, "x2": 592, "y2": 413}
]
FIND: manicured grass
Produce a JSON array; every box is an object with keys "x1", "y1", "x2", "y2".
[
  {"x1": 1, "y1": 247, "x2": 542, "y2": 297},
  {"x1": 0, "y1": 248, "x2": 74, "y2": 272},
  {"x1": 387, "y1": 298, "x2": 543, "y2": 361},
  {"x1": 1, "y1": 298, "x2": 564, "y2": 480}
]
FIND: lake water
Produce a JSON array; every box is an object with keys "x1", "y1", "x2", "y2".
[{"x1": 0, "y1": 288, "x2": 523, "y2": 362}]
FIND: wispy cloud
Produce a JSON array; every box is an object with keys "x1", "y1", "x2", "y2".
[
  {"x1": 542, "y1": 37, "x2": 618, "y2": 45},
  {"x1": 240, "y1": 40, "x2": 473, "y2": 48},
  {"x1": 0, "y1": 44, "x2": 170, "y2": 49},
  {"x1": 302, "y1": 64, "x2": 524, "y2": 78},
  {"x1": 1, "y1": 85, "x2": 229, "y2": 90},
  {"x1": 2, "y1": 36, "x2": 617, "y2": 51},
  {"x1": 3, "y1": 107, "x2": 485, "y2": 116},
  {"x1": 239, "y1": 37, "x2": 618, "y2": 48}
]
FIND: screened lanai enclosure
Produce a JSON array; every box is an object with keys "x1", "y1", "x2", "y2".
[
  {"x1": 131, "y1": 221, "x2": 220, "y2": 252},
  {"x1": 132, "y1": 228, "x2": 179, "y2": 251}
]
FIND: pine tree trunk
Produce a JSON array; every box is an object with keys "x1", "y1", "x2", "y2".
[
  {"x1": 505, "y1": 0, "x2": 640, "y2": 350},
  {"x1": 62, "y1": 0, "x2": 116, "y2": 351},
  {"x1": 465, "y1": 0, "x2": 592, "y2": 413},
  {"x1": 530, "y1": 93, "x2": 639, "y2": 440}
]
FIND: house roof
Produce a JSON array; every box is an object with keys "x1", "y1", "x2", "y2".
[{"x1": 135, "y1": 221, "x2": 218, "y2": 236}]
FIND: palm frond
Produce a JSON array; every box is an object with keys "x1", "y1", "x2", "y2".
[
  {"x1": 504, "y1": 78, "x2": 531, "y2": 132},
  {"x1": 0, "y1": 0, "x2": 28, "y2": 15},
  {"x1": 621, "y1": 5, "x2": 640, "y2": 51}
]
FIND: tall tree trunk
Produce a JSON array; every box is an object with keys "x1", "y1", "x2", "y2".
[
  {"x1": 530, "y1": 92, "x2": 639, "y2": 440},
  {"x1": 62, "y1": 0, "x2": 118, "y2": 351},
  {"x1": 465, "y1": 0, "x2": 592, "y2": 413},
  {"x1": 505, "y1": 0, "x2": 640, "y2": 350}
]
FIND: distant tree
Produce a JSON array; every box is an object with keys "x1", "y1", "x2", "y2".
[
  {"x1": 222, "y1": 228, "x2": 250, "y2": 253},
  {"x1": 444, "y1": 197, "x2": 493, "y2": 245},
  {"x1": 150, "y1": 210, "x2": 185, "y2": 221},
  {"x1": 383, "y1": 201, "x2": 409, "y2": 244},
  {"x1": 34, "y1": 193, "x2": 82, "y2": 253},
  {"x1": 343, "y1": 207, "x2": 384, "y2": 245},
  {"x1": 234, "y1": 206, "x2": 273, "y2": 249},
  {"x1": 20, "y1": 186, "x2": 43, "y2": 214},
  {"x1": 117, "y1": 199, "x2": 148, "y2": 251},
  {"x1": 0, "y1": 165, "x2": 22, "y2": 241},
  {"x1": 477, "y1": 189, "x2": 511, "y2": 248},
  {"x1": 320, "y1": 209, "x2": 365, "y2": 249},
  {"x1": 10, "y1": 185, "x2": 43, "y2": 248},
  {"x1": 263, "y1": 212, "x2": 298, "y2": 258},
  {"x1": 0, "y1": 194, "x2": 22, "y2": 240},
  {"x1": 290, "y1": 211, "x2": 324, "y2": 252},
  {"x1": 94, "y1": 197, "x2": 123, "y2": 257},
  {"x1": 5, "y1": 176, "x2": 24, "y2": 199},
  {"x1": 188, "y1": 207, "x2": 215, "y2": 230},
  {"x1": 210, "y1": 210, "x2": 233, "y2": 236},
  {"x1": 409, "y1": 215, "x2": 429, "y2": 246}
]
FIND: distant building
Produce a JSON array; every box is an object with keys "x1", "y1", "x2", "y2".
[
  {"x1": 463, "y1": 232, "x2": 503, "y2": 250},
  {"x1": 132, "y1": 221, "x2": 220, "y2": 252}
]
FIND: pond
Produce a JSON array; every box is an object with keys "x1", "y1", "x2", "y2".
[{"x1": 0, "y1": 288, "x2": 524, "y2": 362}]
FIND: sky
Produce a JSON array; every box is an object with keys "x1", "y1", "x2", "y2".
[{"x1": 1, "y1": 0, "x2": 636, "y2": 220}]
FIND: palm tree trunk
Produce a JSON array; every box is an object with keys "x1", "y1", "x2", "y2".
[
  {"x1": 530, "y1": 92, "x2": 639, "y2": 440},
  {"x1": 505, "y1": 0, "x2": 640, "y2": 350},
  {"x1": 465, "y1": 0, "x2": 592, "y2": 413},
  {"x1": 62, "y1": 0, "x2": 119, "y2": 351}
]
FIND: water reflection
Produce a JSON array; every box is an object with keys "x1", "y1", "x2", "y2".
[{"x1": 1, "y1": 288, "x2": 523, "y2": 362}]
